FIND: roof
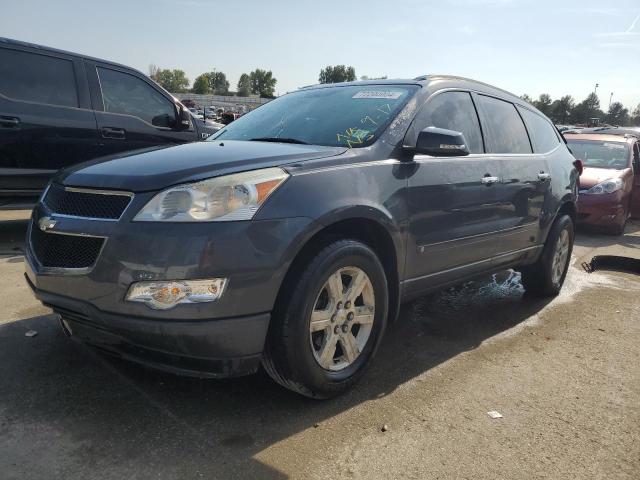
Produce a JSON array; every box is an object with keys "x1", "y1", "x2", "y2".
[
  {"x1": 299, "y1": 74, "x2": 524, "y2": 103},
  {"x1": 0, "y1": 36, "x2": 140, "y2": 74},
  {"x1": 298, "y1": 78, "x2": 423, "y2": 90}
]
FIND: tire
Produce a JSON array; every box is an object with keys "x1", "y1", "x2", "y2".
[
  {"x1": 521, "y1": 214, "x2": 574, "y2": 297},
  {"x1": 609, "y1": 213, "x2": 627, "y2": 236},
  {"x1": 262, "y1": 239, "x2": 388, "y2": 399}
]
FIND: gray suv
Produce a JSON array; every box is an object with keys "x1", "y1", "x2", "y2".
[{"x1": 25, "y1": 76, "x2": 579, "y2": 398}]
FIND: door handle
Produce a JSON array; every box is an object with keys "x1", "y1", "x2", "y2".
[
  {"x1": 538, "y1": 172, "x2": 552, "y2": 181},
  {"x1": 481, "y1": 175, "x2": 500, "y2": 185},
  {"x1": 0, "y1": 116, "x2": 20, "y2": 129},
  {"x1": 101, "y1": 127, "x2": 126, "y2": 139}
]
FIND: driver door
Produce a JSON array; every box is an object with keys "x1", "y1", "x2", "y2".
[
  {"x1": 404, "y1": 91, "x2": 505, "y2": 294},
  {"x1": 86, "y1": 61, "x2": 196, "y2": 157}
]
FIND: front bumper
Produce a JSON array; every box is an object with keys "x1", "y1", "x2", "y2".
[
  {"x1": 25, "y1": 191, "x2": 314, "y2": 377},
  {"x1": 26, "y1": 273, "x2": 269, "y2": 377},
  {"x1": 577, "y1": 191, "x2": 628, "y2": 228}
]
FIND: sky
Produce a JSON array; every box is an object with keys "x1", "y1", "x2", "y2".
[{"x1": 2, "y1": 0, "x2": 640, "y2": 109}]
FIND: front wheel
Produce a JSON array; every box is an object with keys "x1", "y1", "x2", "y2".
[
  {"x1": 521, "y1": 214, "x2": 574, "y2": 297},
  {"x1": 262, "y1": 239, "x2": 388, "y2": 399}
]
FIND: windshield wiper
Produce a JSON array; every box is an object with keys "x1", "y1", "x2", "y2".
[{"x1": 250, "y1": 137, "x2": 309, "y2": 145}]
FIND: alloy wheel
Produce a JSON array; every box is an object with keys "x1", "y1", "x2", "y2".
[
  {"x1": 551, "y1": 228, "x2": 570, "y2": 285},
  {"x1": 309, "y1": 266, "x2": 375, "y2": 371}
]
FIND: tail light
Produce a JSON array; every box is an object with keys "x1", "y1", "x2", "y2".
[{"x1": 573, "y1": 159, "x2": 584, "y2": 176}]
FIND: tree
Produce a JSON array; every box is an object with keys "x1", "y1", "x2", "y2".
[
  {"x1": 318, "y1": 65, "x2": 357, "y2": 84},
  {"x1": 192, "y1": 74, "x2": 212, "y2": 94},
  {"x1": 606, "y1": 102, "x2": 629, "y2": 126},
  {"x1": 520, "y1": 94, "x2": 533, "y2": 104},
  {"x1": 249, "y1": 69, "x2": 277, "y2": 98},
  {"x1": 585, "y1": 92, "x2": 600, "y2": 112},
  {"x1": 154, "y1": 69, "x2": 190, "y2": 93},
  {"x1": 550, "y1": 95, "x2": 575, "y2": 124},
  {"x1": 208, "y1": 71, "x2": 230, "y2": 95},
  {"x1": 533, "y1": 94, "x2": 552, "y2": 116},
  {"x1": 237, "y1": 73, "x2": 252, "y2": 97},
  {"x1": 572, "y1": 92, "x2": 602, "y2": 125},
  {"x1": 632, "y1": 104, "x2": 640, "y2": 126}
]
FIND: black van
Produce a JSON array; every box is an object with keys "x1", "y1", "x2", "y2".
[{"x1": 0, "y1": 37, "x2": 219, "y2": 205}]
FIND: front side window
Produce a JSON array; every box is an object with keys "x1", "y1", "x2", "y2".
[
  {"x1": 565, "y1": 140, "x2": 630, "y2": 169},
  {"x1": 415, "y1": 91, "x2": 484, "y2": 154},
  {"x1": 0, "y1": 48, "x2": 78, "y2": 107},
  {"x1": 97, "y1": 67, "x2": 176, "y2": 127},
  {"x1": 518, "y1": 107, "x2": 560, "y2": 153},
  {"x1": 210, "y1": 85, "x2": 419, "y2": 148},
  {"x1": 477, "y1": 95, "x2": 532, "y2": 154}
]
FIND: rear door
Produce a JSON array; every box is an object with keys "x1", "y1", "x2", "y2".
[
  {"x1": 474, "y1": 95, "x2": 550, "y2": 261},
  {"x1": 631, "y1": 141, "x2": 640, "y2": 218},
  {"x1": 86, "y1": 62, "x2": 197, "y2": 157},
  {"x1": 0, "y1": 45, "x2": 98, "y2": 195},
  {"x1": 405, "y1": 90, "x2": 505, "y2": 293}
]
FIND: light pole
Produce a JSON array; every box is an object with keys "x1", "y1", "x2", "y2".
[
  {"x1": 594, "y1": 83, "x2": 599, "y2": 96},
  {"x1": 609, "y1": 92, "x2": 614, "y2": 109}
]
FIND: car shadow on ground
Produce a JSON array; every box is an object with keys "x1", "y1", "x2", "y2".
[
  {"x1": 0, "y1": 257, "x2": 555, "y2": 478},
  {"x1": 574, "y1": 219, "x2": 640, "y2": 251}
]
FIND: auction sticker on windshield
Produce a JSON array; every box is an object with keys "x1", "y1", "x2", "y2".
[{"x1": 353, "y1": 90, "x2": 404, "y2": 99}]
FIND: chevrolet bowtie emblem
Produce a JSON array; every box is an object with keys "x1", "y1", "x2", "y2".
[{"x1": 38, "y1": 216, "x2": 57, "y2": 232}]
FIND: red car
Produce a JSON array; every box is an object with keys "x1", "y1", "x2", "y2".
[{"x1": 565, "y1": 133, "x2": 640, "y2": 234}]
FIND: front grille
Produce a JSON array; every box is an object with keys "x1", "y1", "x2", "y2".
[
  {"x1": 30, "y1": 227, "x2": 104, "y2": 269},
  {"x1": 43, "y1": 183, "x2": 131, "y2": 219}
]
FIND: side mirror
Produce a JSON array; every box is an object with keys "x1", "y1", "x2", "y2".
[
  {"x1": 413, "y1": 127, "x2": 470, "y2": 156},
  {"x1": 174, "y1": 103, "x2": 192, "y2": 131}
]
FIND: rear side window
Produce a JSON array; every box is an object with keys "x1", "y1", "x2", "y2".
[
  {"x1": 518, "y1": 107, "x2": 560, "y2": 153},
  {"x1": 97, "y1": 67, "x2": 176, "y2": 127},
  {"x1": 476, "y1": 95, "x2": 532, "y2": 154},
  {"x1": 416, "y1": 91, "x2": 484, "y2": 154},
  {"x1": 0, "y1": 48, "x2": 78, "y2": 107}
]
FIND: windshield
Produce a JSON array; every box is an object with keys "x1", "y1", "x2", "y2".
[
  {"x1": 209, "y1": 85, "x2": 419, "y2": 148},
  {"x1": 567, "y1": 140, "x2": 630, "y2": 169}
]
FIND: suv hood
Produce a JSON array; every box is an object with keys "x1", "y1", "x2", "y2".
[
  {"x1": 56, "y1": 141, "x2": 347, "y2": 192},
  {"x1": 579, "y1": 166, "x2": 630, "y2": 190}
]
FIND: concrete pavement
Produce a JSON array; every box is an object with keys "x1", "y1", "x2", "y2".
[{"x1": 1, "y1": 218, "x2": 638, "y2": 479}]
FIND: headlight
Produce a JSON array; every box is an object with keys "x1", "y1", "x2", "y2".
[
  {"x1": 134, "y1": 167, "x2": 288, "y2": 222},
  {"x1": 584, "y1": 178, "x2": 624, "y2": 195},
  {"x1": 126, "y1": 278, "x2": 227, "y2": 310}
]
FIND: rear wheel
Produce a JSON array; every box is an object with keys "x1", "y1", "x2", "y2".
[
  {"x1": 262, "y1": 239, "x2": 388, "y2": 399},
  {"x1": 521, "y1": 214, "x2": 574, "y2": 297}
]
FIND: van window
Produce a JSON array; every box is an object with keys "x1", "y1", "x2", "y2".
[
  {"x1": 414, "y1": 91, "x2": 484, "y2": 154},
  {"x1": 477, "y1": 95, "x2": 532, "y2": 154},
  {"x1": 0, "y1": 48, "x2": 78, "y2": 107},
  {"x1": 518, "y1": 107, "x2": 560, "y2": 153},
  {"x1": 97, "y1": 67, "x2": 176, "y2": 127}
]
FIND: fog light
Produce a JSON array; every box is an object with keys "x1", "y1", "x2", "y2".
[{"x1": 126, "y1": 278, "x2": 227, "y2": 310}]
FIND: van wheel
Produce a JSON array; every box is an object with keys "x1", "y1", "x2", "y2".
[
  {"x1": 521, "y1": 214, "x2": 574, "y2": 297},
  {"x1": 262, "y1": 239, "x2": 388, "y2": 399}
]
